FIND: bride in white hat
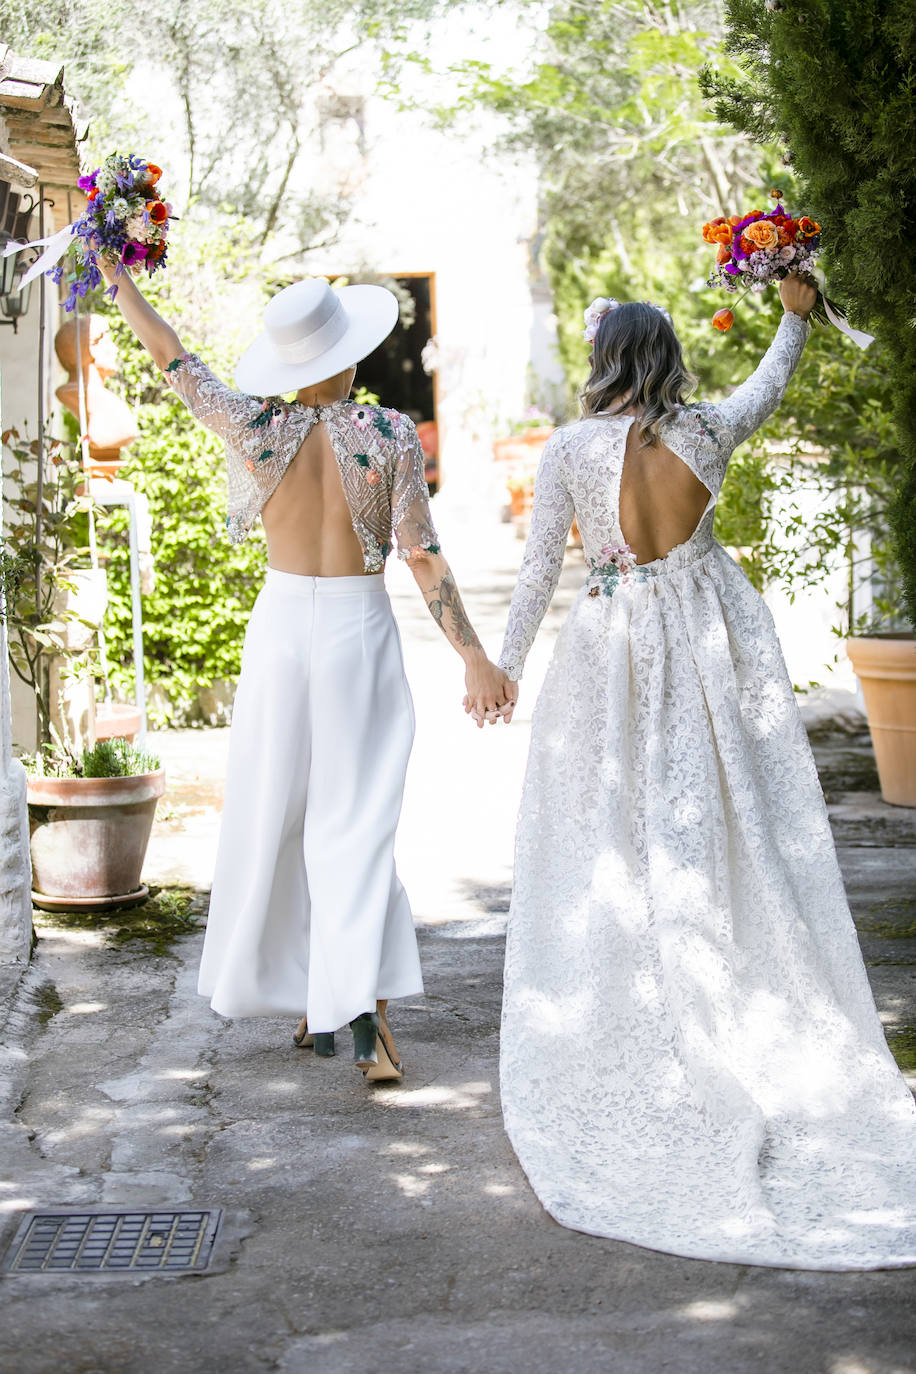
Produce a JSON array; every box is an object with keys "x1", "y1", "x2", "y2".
[{"x1": 103, "y1": 265, "x2": 516, "y2": 1081}]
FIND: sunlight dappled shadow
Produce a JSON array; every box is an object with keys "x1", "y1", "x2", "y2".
[{"x1": 384, "y1": 1081, "x2": 492, "y2": 1111}]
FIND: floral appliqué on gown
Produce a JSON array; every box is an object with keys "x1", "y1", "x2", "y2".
[{"x1": 498, "y1": 313, "x2": 916, "y2": 1269}]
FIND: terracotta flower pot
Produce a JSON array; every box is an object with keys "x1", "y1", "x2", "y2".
[
  {"x1": 27, "y1": 770, "x2": 166, "y2": 909},
  {"x1": 492, "y1": 427, "x2": 555, "y2": 467},
  {"x1": 94, "y1": 702, "x2": 143, "y2": 742},
  {"x1": 845, "y1": 635, "x2": 916, "y2": 807}
]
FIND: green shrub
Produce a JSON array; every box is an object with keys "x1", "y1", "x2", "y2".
[
  {"x1": 97, "y1": 239, "x2": 269, "y2": 723},
  {"x1": 29, "y1": 736, "x2": 160, "y2": 778}
]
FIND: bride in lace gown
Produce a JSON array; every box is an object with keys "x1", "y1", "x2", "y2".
[{"x1": 496, "y1": 279, "x2": 916, "y2": 1269}]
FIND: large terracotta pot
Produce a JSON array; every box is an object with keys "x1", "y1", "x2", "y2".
[
  {"x1": 845, "y1": 635, "x2": 916, "y2": 807},
  {"x1": 94, "y1": 702, "x2": 143, "y2": 742},
  {"x1": 27, "y1": 770, "x2": 166, "y2": 909},
  {"x1": 492, "y1": 427, "x2": 555, "y2": 467}
]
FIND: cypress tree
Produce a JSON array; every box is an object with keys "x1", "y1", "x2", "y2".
[{"x1": 702, "y1": 0, "x2": 916, "y2": 625}]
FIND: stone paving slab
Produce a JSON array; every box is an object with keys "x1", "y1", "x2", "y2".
[{"x1": 1, "y1": 519, "x2": 915, "y2": 1374}]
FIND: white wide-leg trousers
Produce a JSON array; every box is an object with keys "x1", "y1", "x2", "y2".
[{"x1": 198, "y1": 570, "x2": 423, "y2": 1031}]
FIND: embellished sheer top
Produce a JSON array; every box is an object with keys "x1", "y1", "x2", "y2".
[
  {"x1": 164, "y1": 353, "x2": 439, "y2": 571},
  {"x1": 498, "y1": 312, "x2": 810, "y2": 679}
]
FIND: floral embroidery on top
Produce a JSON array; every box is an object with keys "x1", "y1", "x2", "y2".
[
  {"x1": 372, "y1": 409, "x2": 396, "y2": 441},
  {"x1": 163, "y1": 355, "x2": 440, "y2": 570},
  {"x1": 248, "y1": 398, "x2": 289, "y2": 431},
  {"x1": 690, "y1": 406, "x2": 725, "y2": 451}
]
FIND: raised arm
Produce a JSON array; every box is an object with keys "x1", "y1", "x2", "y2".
[
  {"x1": 98, "y1": 260, "x2": 184, "y2": 370},
  {"x1": 391, "y1": 415, "x2": 515, "y2": 725},
  {"x1": 714, "y1": 277, "x2": 816, "y2": 449},
  {"x1": 497, "y1": 431, "x2": 575, "y2": 683},
  {"x1": 101, "y1": 259, "x2": 263, "y2": 457}
]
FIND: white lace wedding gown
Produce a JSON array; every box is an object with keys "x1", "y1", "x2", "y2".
[{"x1": 497, "y1": 313, "x2": 916, "y2": 1269}]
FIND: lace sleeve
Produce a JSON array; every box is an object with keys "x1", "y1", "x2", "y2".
[
  {"x1": 391, "y1": 413, "x2": 440, "y2": 559},
  {"x1": 713, "y1": 312, "x2": 810, "y2": 448},
  {"x1": 164, "y1": 352, "x2": 314, "y2": 544},
  {"x1": 498, "y1": 432, "x2": 575, "y2": 681},
  {"x1": 660, "y1": 313, "x2": 810, "y2": 495},
  {"x1": 163, "y1": 352, "x2": 262, "y2": 441}
]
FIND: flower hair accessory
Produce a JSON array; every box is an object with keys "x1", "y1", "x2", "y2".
[
  {"x1": 583, "y1": 296, "x2": 672, "y2": 343},
  {"x1": 583, "y1": 297, "x2": 619, "y2": 342}
]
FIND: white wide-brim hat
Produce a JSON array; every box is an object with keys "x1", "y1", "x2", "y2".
[{"x1": 234, "y1": 278, "x2": 399, "y2": 396}]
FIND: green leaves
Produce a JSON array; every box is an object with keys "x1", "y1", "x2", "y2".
[{"x1": 708, "y1": 0, "x2": 916, "y2": 625}]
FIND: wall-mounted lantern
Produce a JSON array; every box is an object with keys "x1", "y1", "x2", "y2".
[{"x1": 0, "y1": 216, "x2": 35, "y2": 333}]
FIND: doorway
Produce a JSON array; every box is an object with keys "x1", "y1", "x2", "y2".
[{"x1": 356, "y1": 273, "x2": 439, "y2": 491}]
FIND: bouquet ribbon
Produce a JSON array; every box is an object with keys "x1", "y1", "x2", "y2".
[
  {"x1": 821, "y1": 296, "x2": 874, "y2": 351},
  {"x1": 1, "y1": 223, "x2": 75, "y2": 292}
]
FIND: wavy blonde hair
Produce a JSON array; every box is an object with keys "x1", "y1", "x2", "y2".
[{"x1": 580, "y1": 302, "x2": 696, "y2": 445}]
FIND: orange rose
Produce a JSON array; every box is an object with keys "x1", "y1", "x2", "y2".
[
  {"x1": 743, "y1": 219, "x2": 779, "y2": 252},
  {"x1": 776, "y1": 224, "x2": 795, "y2": 246},
  {"x1": 712, "y1": 309, "x2": 734, "y2": 332},
  {"x1": 727, "y1": 215, "x2": 744, "y2": 226},
  {"x1": 702, "y1": 218, "x2": 732, "y2": 245},
  {"x1": 147, "y1": 200, "x2": 168, "y2": 224},
  {"x1": 149, "y1": 240, "x2": 167, "y2": 261},
  {"x1": 716, "y1": 243, "x2": 732, "y2": 265},
  {"x1": 798, "y1": 216, "x2": 820, "y2": 237},
  {"x1": 740, "y1": 235, "x2": 756, "y2": 255}
]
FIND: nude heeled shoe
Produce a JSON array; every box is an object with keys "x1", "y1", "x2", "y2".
[
  {"x1": 349, "y1": 1001, "x2": 404, "y2": 1081},
  {"x1": 292, "y1": 1017, "x2": 336, "y2": 1056}
]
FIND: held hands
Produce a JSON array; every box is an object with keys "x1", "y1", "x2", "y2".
[
  {"x1": 463, "y1": 653, "x2": 519, "y2": 729},
  {"x1": 779, "y1": 275, "x2": 817, "y2": 322}
]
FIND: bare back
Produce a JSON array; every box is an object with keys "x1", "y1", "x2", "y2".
[
  {"x1": 261, "y1": 422, "x2": 367, "y2": 577},
  {"x1": 618, "y1": 420, "x2": 712, "y2": 566}
]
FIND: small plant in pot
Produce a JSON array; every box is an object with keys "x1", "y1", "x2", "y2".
[
  {"x1": 2, "y1": 427, "x2": 166, "y2": 906},
  {"x1": 27, "y1": 737, "x2": 165, "y2": 912}
]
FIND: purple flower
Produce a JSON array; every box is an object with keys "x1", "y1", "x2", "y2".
[
  {"x1": 723, "y1": 262, "x2": 739, "y2": 276},
  {"x1": 77, "y1": 170, "x2": 99, "y2": 191},
  {"x1": 122, "y1": 241, "x2": 149, "y2": 266}
]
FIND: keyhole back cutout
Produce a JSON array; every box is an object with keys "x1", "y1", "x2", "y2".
[{"x1": 618, "y1": 418, "x2": 713, "y2": 566}]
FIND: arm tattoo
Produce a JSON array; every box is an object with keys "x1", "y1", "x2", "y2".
[{"x1": 425, "y1": 571, "x2": 482, "y2": 650}]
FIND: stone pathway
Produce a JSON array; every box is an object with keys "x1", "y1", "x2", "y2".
[{"x1": 1, "y1": 519, "x2": 915, "y2": 1374}]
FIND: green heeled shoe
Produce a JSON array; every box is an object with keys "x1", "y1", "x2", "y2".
[
  {"x1": 292, "y1": 1017, "x2": 335, "y2": 1057},
  {"x1": 349, "y1": 1011, "x2": 380, "y2": 1067},
  {"x1": 349, "y1": 1010, "x2": 404, "y2": 1081}
]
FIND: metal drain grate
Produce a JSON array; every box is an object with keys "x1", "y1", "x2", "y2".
[{"x1": 2, "y1": 1209, "x2": 223, "y2": 1275}]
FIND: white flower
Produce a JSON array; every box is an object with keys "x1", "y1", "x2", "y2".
[
  {"x1": 751, "y1": 281, "x2": 768, "y2": 293},
  {"x1": 125, "y1": 213, "x2": 149, "y2": 241},
  {"x1": 583, "y1": 296, "x2": 619, "y2": 343},
  {"x1": 112, "y1": 197, "x2": 130, "y2": 219},
  {"x1": 777, "y1": 245, "x2": 797, "y2": 265}
]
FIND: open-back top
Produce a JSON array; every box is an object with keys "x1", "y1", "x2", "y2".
[
  {"x1": 164, "y1": 353, "x2": 440, "y2": 572},
  {"x1": 497, "y1": 312, "x2": 810, "y2": 679}
]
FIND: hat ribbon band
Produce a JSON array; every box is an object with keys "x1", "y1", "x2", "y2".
[{"x1": 271, "y1": 303, "x2": 349, "y2": 364}]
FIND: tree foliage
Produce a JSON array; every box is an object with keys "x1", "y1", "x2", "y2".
[
  {"x1": 2, "y1": 0, "x2": 448, "y2": 247},
  {"x1": 701, "y1": 0, "x2": 916, "y2": 624},
  {"x1": 442, "y1": 0, "x2": 900, "y2": 628}
]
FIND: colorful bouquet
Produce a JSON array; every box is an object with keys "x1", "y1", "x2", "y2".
[
  {"x1": 50, "y1": 154, "x2": 173, "y2": 310},
  {"x1": 701, "y1": 190, "x2": 822, "y2": 333}
]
